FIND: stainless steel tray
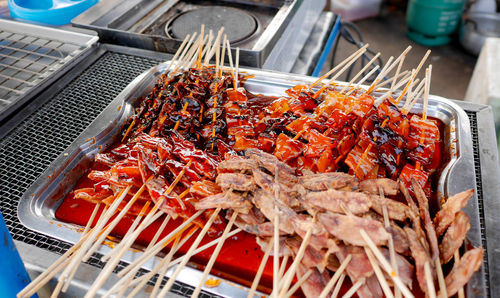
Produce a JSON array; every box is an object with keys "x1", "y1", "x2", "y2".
[
  {"x1": 0, "y1": 19, "x2": 98, "y2": 122},
  {"x1": 18, "y1": 63, "x2": 485, "y2": 297}
]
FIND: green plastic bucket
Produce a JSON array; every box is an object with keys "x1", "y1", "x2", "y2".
[{"x1": 406, "y1": 0, "x2": 466, "y2": 46}]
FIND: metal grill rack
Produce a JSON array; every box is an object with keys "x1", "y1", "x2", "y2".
[
  {"x1": 0, "y1": 19, "x2": 97, "y2": 122},
  {"x1": 0, "y1": 43, "x2": 499, "y2": 297}
]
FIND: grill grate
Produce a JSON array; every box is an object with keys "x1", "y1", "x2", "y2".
[
  {"x1": 0, "y1": 30, "x2": 85, "y2": 111},
  {"x1": 467, "y1": 111, "x2": 490, "y2": 296},
  {"x1": 0, "y1": 50, "x2": 217, "y2": 297}
]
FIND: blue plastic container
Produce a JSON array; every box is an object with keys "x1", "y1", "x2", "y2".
[
  {"x1": 8, "y1": 0, "x2": 97, "y2": 26},
  {"x1": 0, "y1": 211, "x2": 33, "y2": 297}
]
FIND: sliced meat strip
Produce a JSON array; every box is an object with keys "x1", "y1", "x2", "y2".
[
  {"x1": 251, "y1": 189, "x2": 295, "y2": 234},
  {"x1": 369, "y1": 195, "x2": 411, "y2": 222},
  {"x1": 318, "y1": 212, "x2": 389, "y2": 246},
  {"x1": 305, "y1": 189, "x2": 371, "y2": 215},
  {"x1": 193, "y1": 192, "x2": 252, "y2": 214},
  {"x1": 359, "y1": 178, "x2": 399, "y2": 196},
  {"x1": 386, "y1": 224, "x2": 410, "y2": 255},
  {"x1": 412, "y1": 179, "x2": 440, "y2": 262},
  {"x1": 405, "y1": 226, "x2": 432, "y2": 294},
  {"x1": 217, "y1": 156, "x2": 258, "y2": 173},
  {"x1": 296, "y1": 263, "x2": 330, "y2": 298},
  {"x1": 252, "y1": 169, "x2": 300, "y2": 207},
  {"x1": 439, "y1": 211, "x2": 470, "y2": 264},
  {"x1": 300, "y1": 172, "x2": 358, "y2": 191},
  {"x1": 215, "y1": 173, "x2": 255, "y2": 191},
  {"x1": 286, "y1": 237, "x2": 329, "y2": 271},
  {"x1": 443, "y1": 247, "x2": 484, "y2": 297},
  {"x1": 245, "y1": 148, "x2": 298, "y2": 185},
  {"x1": 434, "y1": 189, "x2": 474, "y2": 236},
  {"x1": 357, "y1": 275, "x2": 384, "y2": 298},
  {"x1": 256, "y1": 236, "x2": 291, "y2": 257},
  {"x1": 336, "y1": 245, "x2": 374, "y2": 280},
  {"x1": 290, "y1": 214, "x2": 331, "y2": 251}
]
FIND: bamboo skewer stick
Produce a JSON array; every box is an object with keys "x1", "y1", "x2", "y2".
[
  {"x1": 117, "y1": 210, "x2": 203, "y2": 278},
  {"x1": 364, "y1": 248, "x2": 395, "y2": 298},
  {"x1": 390, "y1": 54, "x2": 406, "y2": 95},
  {"x1": 360, "y1": 229, "x2": 414, "y2": 298},
  {"x1": 192, "y1": 211, "x2": 239, "y2": 298},
  {"x1": 82, "y1": 203, "x2": 101, "y2": 235},
  {"x1": 171, "y1": 33, "x2": 198, "y2": 74},
  {"x1": 340, "y1": 52, "x2": 381, "y2": 93},
  {"x1": 395, "y1": 50, "x2": 431, "y2": 104},
  {"x1": 278, "y1": 255, "x2": 289, "y2": 280},
  {"x1": 167, "y1": 34, "x2": 191, "y2": 72},
  {"x1": 277, "y1": 227, "x2": 313, "y2": 298},
  {"x1": 435, "y1": 257, "x2": 447, "y2": 298},
  {"x1": 367, "y1": 55, "x2": 394, "y2": 93},
  {"x1": 424, "y1": 261, "x2": 437, "y2": 298},
  {"x1": 285, "y1": 269, "x2": 313, "y2": 297},
  {"x1": 342, "y1": 278, "x2": 365, "y2": 298},
  {"x1": 423, "y1": 65, "x2": 432, "y2": 120},
  {"x1": 247, "y1": 237, "x2": 273, "y2": 298},
  {"x1": 56, "y1": 186, "x2": 131, "y2": 294},
  {"x1": 344, "y1": 64, "x2": 380, "y2": 96},
  {"x1": 318, "y1": 254, "x2": 353, "y2": 298},
  {"x1": 196, "y1": 25, "x2": 205, "y2": 68},
  {"x1": 454, "y1": 251, "x2": 464, "y2": 298},
  {"x1": 158, "y1": 208, "x2": 222, "y2": 297},
  {"x1": 310, "y1": 44, "x2": 369, "y2": 89},
  {"x1": 373, "y1": 70, "x2": 410, "y2": 90},
  {"x1": 368, "y1": 45, "x2": 412, "y2": 93},
  {"x1": 375, "y1": 74, "x2": 413, "y2": 104},
  {"x1": 382, "y1": 203, "x2": 400, "y2": 298},
  {"x1": 225, "y1": 39, "x2": 237, "y2": 87},
  {"x1": 219, "y1": 35, "x2": 227, "y2": 78},
  {"x1": 273, "y1": 206, "x2": 280, "y2": 297},
  {"x1": 235, "y1": 47, "x2": 240, "y2": 88},
  {"x1": 332, "y1": 273, "x2": 346, "y2": 298},
  {"x1": 146, "y1": 214, "x2": 171, "y2": 251}
]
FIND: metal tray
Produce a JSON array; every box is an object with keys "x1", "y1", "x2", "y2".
[
  {"x1": 0, "y1": 19, "x2": 98, "y2": 122},
  {"x1": 18, "y1": 63, "x2": 485, "y2": 297}
]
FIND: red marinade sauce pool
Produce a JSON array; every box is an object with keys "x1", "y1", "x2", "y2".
[{"x1": 55, "y1": 92, "x2": 449, "y2": 297}]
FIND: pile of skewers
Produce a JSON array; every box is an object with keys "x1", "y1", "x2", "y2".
[{"x1": 17, "y1": 26, "x2": 483, "y2": 298}]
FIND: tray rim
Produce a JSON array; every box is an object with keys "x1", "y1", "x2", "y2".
[{"x1": 17, "y1": 62, "x2": 485, "y2": 297}]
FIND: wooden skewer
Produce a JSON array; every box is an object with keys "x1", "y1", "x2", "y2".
[
  {"x1": 310, "y1": 44, "x2": 369, "y2": 89},
  {"x1": 360, "y1": 229, "x2": 414, "y2": 298},
  {"x1": 273, "y1": 206, "x2": 280, "y2": 297},
  {"x1": 423, "y1": 65, "x2": 432, "y2": 120},
  {"x1": 332, "y1": 273, "x2": 346, "y2": 298},
  {"x1": 368, "y1": 45, "x2": 412, "y2": 94},
  {"x1": 121, "y1": 119, "x2": 136, "y2": 142},
  {"x1": 402, "y1": 78, "x2": 425, "y2": 112},
  {"x1": 390, "y1": 54, "x2": 406, "y2": 95},
  {"x1": 158, "y1": 208, "x2": 222, "y2": 297},
  {"x1": 188, "y1": 35, "x2": 210, "y2": 69},
  {"x1": 382, "y1": 205, "x2": 400, "y2": 298},
  {"x1": 364, "y1": 247, "x2": 395, "y2": 298},
  {"x1": 205, "y1": 28, "x2": 224, "y2": 66},
  {"x1": 454, "y1": 251, "x2": 464, "y2": 298},
  {"x1": 247, "y1": 237, "x2": 274, "y2": 298},
  {"x1": 318, "y1": 254, "x2": 353, "y2": 298},
  {"x1": 117, "y1": 210, "x2": 203, "y2": 278},
  {"x1": 149, "y1": 226, "x2": 199, "y2": 297},
  {"x1": 82, "y1": 203, "x2": 101, "y2": 235},
  {"x1": 342, "y1": 278, "x2": 365, "y2": 298},
  {"x1": 182, "y1": 34, "x2": 206, "y2": 71},
  {"x1": 344, "y1": 64, "x2": 380, "y2": 97},
  {"x1": 424, "y1": 261, "x2": 437, "y2": 298},
  {"x1": 192, "y1": 211, "x2": 239, "y2": 298},
  {"x1": 171, "y1": 33, "x2": 198, "y2": 74},
  {"x1": 84, "y1": 201, "x2": 151, "y2": 298},
  {"x1": 340, "y1": 52, "x2": 381, "y2": 93},
  {"x1": 56, "y1": 186, "x2": 131, "y2": 293},
  {"x1": 235, "y1": 47, "x2": 240, "y2": 88},
  {"x1": 146, "y1": 214, "x2": 171, "y2": 251},
  {"x1": 277, "y1": 226, "x2": 313, "y2": 297},
  {"x1": 278, "y1": 255, "x2": 289, "y2": 280},
  {"x1": 196, "y1": 25, "x2": 205, "y2": 68},
  {"x1": 121, "y1": 224, "x2": 197, "y2": 298},
  {"x1": 219, "y1": 35, "x2": 227, "y2": 78},
  {"x1": 167, "y1": 34, "x2": 192, "y2": 72},
  {"x1": 395, "y1": 50, "x2": 431, "y2": 104},
  {"x1": 165, "y1": 159, "x2": 193, "y2": 196},
  {"x1": 375, "y1": 74, "x2": 413, "y2": 104},
  {"x1": 373, "y1": 70, "x2": 410, "y2": 90},
  {"x1": 435, "y1": 257, "x2": 447, "y2": 298},
  {"x1": 226, "y1": 39, "x2": 237, "y2": 87},
  {"x1": 285, "y1": 269, "x2": 313, "y2": 297},
  {"x1": 313, "y1": 47, "x2": 368, "y2": 99}
]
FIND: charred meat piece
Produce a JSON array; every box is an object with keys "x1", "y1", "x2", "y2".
[
  {"x1": 359, "y1": 178, "x2": 399, "y2": 196},
  {"x1": 318, "y1": 212, "x2": 389, "y2": 246},
  {"x1": 300, "y1": 172, "x2": 358, "y2": 191},
  {"x1": 442, "y1": 247, "x2": 484, "y2": 297},
  {"x1": 434, "y1": 189, "x2": 474, "y2": 236},
  {"x1": 369, "y1": 195, "x2": 411, "y2": 222},
  {"x1": 439, "y1": 211, "x2": 470, "y2": 264},
  {"x1": 193, "y1": 191, "x2": 252, "y2": 214},
  {"x1": 215, "y1": 173, "x2": 255, "y2": 191},
  {"x1": 305, "y1": 189, "x2": 371, "y2": 215}
]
